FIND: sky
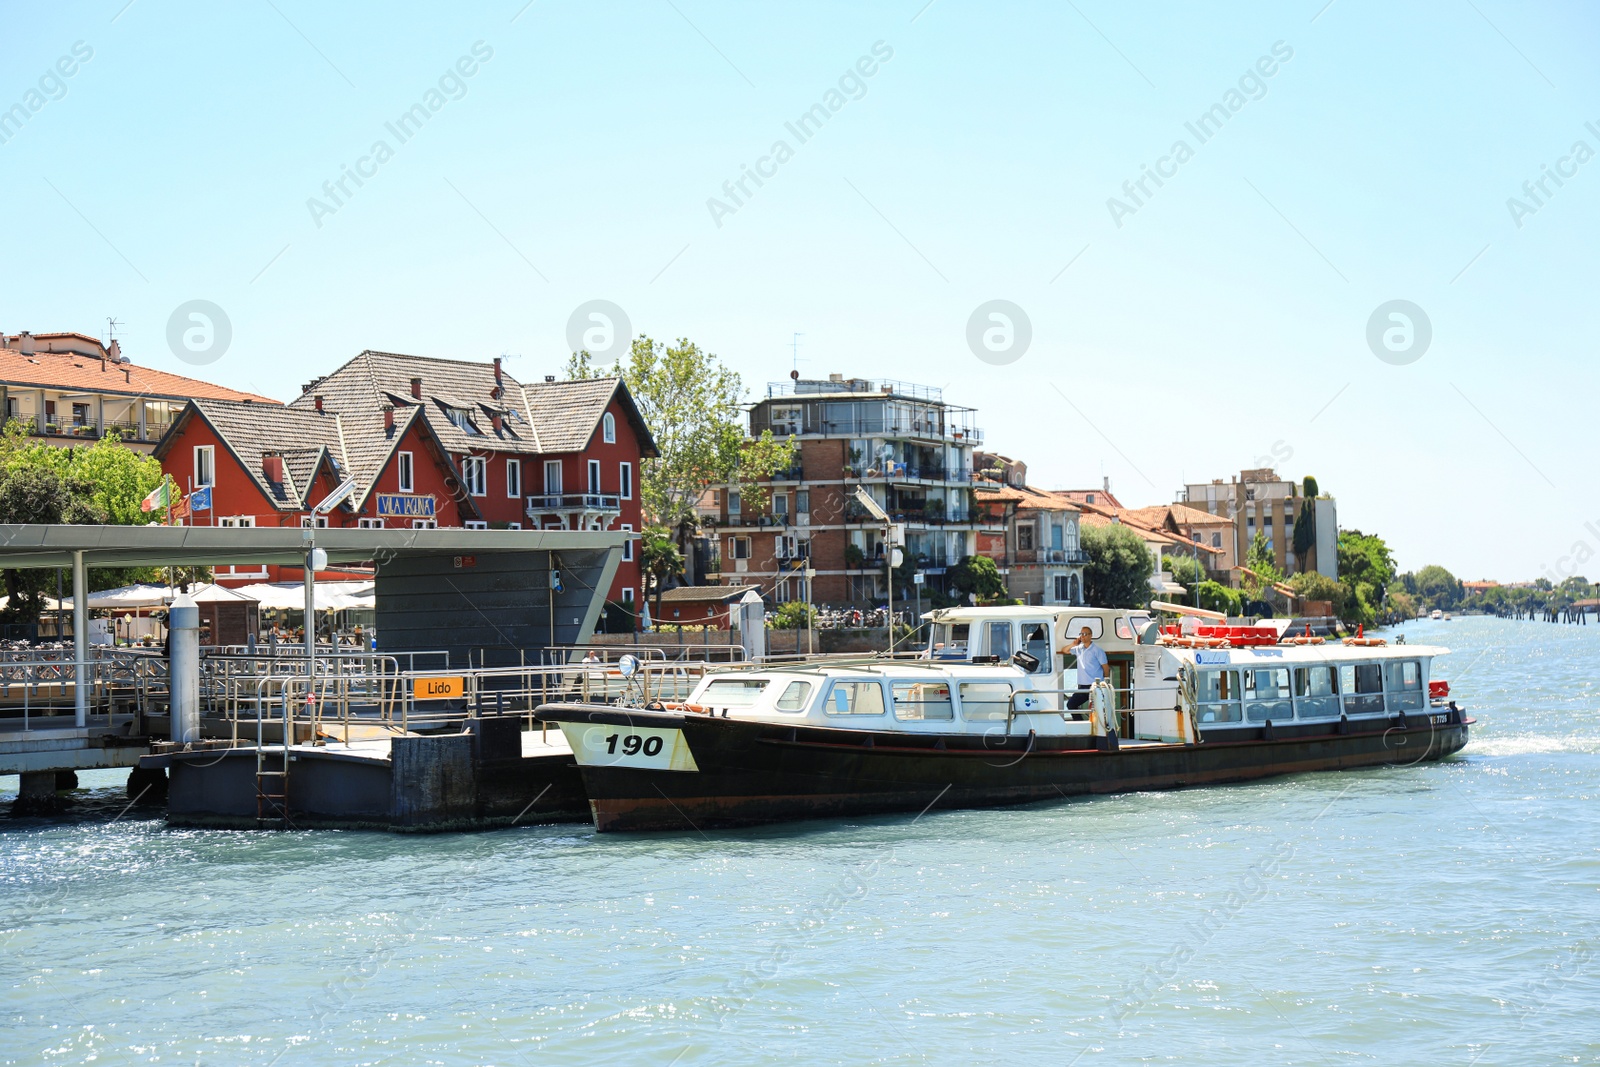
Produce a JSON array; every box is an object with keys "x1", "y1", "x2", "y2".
[{"x1": 2, "y1": 0, "x2": 1596, "y2": 582}]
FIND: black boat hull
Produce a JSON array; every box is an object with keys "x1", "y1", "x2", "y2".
[{"x1": 536, "y1": 704, "x2": 1471, "y2": 833}]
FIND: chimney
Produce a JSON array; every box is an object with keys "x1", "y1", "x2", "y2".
[
  {"x1": 263, "y1": 454, "x2": 284, "y2": 482},
  {"x1": 491, "y1": 412, "x2": 503, "y2": 434},
  {"x1": 382, "y1": 404, "x2": 394, "y2": 431},
  {"x1": 410, "y1": 377, "x2": 422, "y2": 399},
  {"x1": 123, "y1": 367, "x2": 131, "y2": 384},
  {"x1": 314, "y1": 395, "x2": 324, "y2": 413},
  {"x1": 493, "y1": 356, "x2": 502, "y2": 386},
  {"x1": 18, "y1": 332, "x2": 34, "y2": 355},
  {"x1": 543, "y1": 374, "x2": 555, "y2": 383},
  {"x1": 108, "y1": 339, "x2": 121, "y2": 362},
  {"x1": 1102, "y1": 475, "x2": 1111, "y2": 493}
]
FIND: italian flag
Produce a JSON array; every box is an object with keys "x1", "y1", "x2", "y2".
[{"x1": 140, "y1": 478, "x2": 172, "y2": 514}]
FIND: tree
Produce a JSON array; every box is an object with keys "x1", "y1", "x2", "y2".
[
  {"x1": 1336, "y1": 529, "x2": 1396, "y2": 626},
  {"x1": 1082, "y1": 523, "x2": 1155, "y2": 608},
  {"x1": 1163, "y1": 553, "x2": 1205, "y2": 597},
  {"x1": 948, "y1": 554, "x2": 1007, "y2": 603},
  {"x1": 1241, "y1": 532, "x2": 1285, "y2": 602},
  {"x1": 1194, "y1": 579, "x2": 1242, "y2": 617},
  {"x1": 567, "y1": 336, "x2": 795, "y2": 529},
  {"x1": 769, "y1": 600, "x2": 817, "y2": 629},
  {"x1": 639, "y1": 526, "x2": 684, "y2": 625},
  {"x1": 0, "y1": 466, "x2": 105, "y2": 622},
  {"x1": 1412, "y1": 564, "x2": 1463, "y2": 611}
]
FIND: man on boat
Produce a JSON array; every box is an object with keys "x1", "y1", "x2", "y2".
[{"x1": 1065, "y1": 627, "x2": 1108, "y2": 710}]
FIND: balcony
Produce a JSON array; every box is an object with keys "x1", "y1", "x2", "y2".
[
  {"x1": 525, "y1": 493, "x2": 621, "y2": 513},
  {"x1": 1014, "y1": 548, "x2": 1091, "y2": 566},
  {"x1": 9, "y1": 415, "x2": 172, "y2": 443}
]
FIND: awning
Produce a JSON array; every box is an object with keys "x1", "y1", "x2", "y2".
[
  {"x1": 57, "y1": 583, "x2": 175, "y2": 610},
  {"x1": 235, "y1": 581, "x2": 375, "y2": 612}
]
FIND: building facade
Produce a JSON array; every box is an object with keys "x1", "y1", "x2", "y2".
[
  {"x1": 155, "y1": 351, "x2": 656, "y2": 603},
  {"x1": 1178, "y1": 468, "x2": 1338, "y2": 581},
  {"x1": 0, "y1": 330, "x2": 277, "y2": 451},
  {"x1": 707, "y1": 375, "x2": 999, "y2": 606}
]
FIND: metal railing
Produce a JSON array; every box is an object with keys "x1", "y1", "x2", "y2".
[
  {"x1": 525, "y1": 493, "x2": 621, "y2": 511},
  {"x1": 0, "y1": 647, "x2": 166, "y2": 733}
]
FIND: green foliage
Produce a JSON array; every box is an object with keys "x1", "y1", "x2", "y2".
[
  {"x1": 1194, "y1": 580, "x2": 1242, "y2": 616},
  {"x1": 1082, "y1": 523, "x2": 1155, "y2": 608},
  {"x1": 1241, "y1": 532, "x2": 1285, "y2": 600},
  {"x1": 569, "y1": 336, "x2": 796, "y2": 528},
  {"x1": 1292, "y1": 498, "x2": 1316, "y2": 560},
  {"x1": 639, "y1": 526, "x2": 683, "y2": 615},
  {"x1": 948, "y1": 554, "x2": 1007, "y2": 602},
  {"x1": 843, "y1": 543, "x2": 865, "y2": 568},
  {"x1": 1411, "y1": 564, "x2": 1463, "y2": 611},
  {"x1": 1162, "y1": 553, "x2": 1205, "y2": 596},
  {"x1": 598, "y1": 599, "x2": 638, "y2": 634},
  {"x1": 1288, "y1": 570, "x2": 1343, "y2": 605},
  {"x1": 1336, "y1": 529, "x2": 1396, "y2": 627},
  {"x1": 769, "y1": 600, "x2": 817, "y2": 629},
  {"x1": 1302, "y1": 476, "x2": 1318, "y2": 498},
  {"x1": 0, "y1": 424, "x2": 168, "y2": 621}
]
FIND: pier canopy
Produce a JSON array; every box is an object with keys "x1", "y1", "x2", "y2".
[
  {"x1": 0, "y1": 523, "x2": 628, "y2": 689},
  {"x1": 0, "y1": 524, "x2": 624, "y2": 570}
]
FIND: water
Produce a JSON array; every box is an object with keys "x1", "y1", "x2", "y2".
[{"x1": 3, "y1": 616, "x2": 1597, "y2": 1066}]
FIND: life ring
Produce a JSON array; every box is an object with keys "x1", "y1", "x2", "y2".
[{"x1": 1342, "y1": 637, "x2": 1387, "y2": 647}]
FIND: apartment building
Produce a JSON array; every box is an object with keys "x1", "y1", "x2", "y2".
[
  {"x1": 1178, "y1": 468, "x2": 1338, "y2": 580},
  {"x1": 705, "y1": 374, "x2": 998, "y2": 605},
  {"x1": 0, "y1": 330, "x2": 277, "y2": 451}
]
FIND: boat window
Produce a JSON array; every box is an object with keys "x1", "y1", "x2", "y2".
[
  {"x1": 931, "y1": 622, "x2": 970, "y2": 660},
  {"x1": 892, "y1": 681, "x2": 954, "y2": 721},
  {"x1": 1196, "y1": 669, "x2": 1242, "y2": 723},
  {"x1": 1293, "y1": 665, "x2": 1339, "y2": 719},
  {"x1": 958, "y1": 682, "x2": 1013, "y2": 722},
  {"x1": 1339, "y1": 663, "x2": 1385, "y2": 715},
  {"x1": 700, "y1": 679, "x2": 769, "y2": 708},
  {"x1": 1385, "y1": 659, "x2": 1424, "y2": 711},
  {"x1": 1114, "y1": 617, "x2": 1134, "y2": 640},
  {"x1": 1021, "y1": 621, "x2": 1052, "y2": 673},
  {"x1": 774, "y1": 681, "x2": 814, "y2": 712},
  {"x1": 1244, "y1": 667, "x2": 1292, "y2": 722},
  {"x1": 826, "y1": 681, "x2": 886, "y2": 715},
  {"x1": 986, "y1": 621, "x2": 1013, "y2": 660},
  {"x1": 1064, "y1": 616, "x2": 1103, "y2": 640}
]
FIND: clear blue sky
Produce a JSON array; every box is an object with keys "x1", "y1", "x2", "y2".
[{"x1": 3, "y1": 1, "x2": 1596, "y2": 582}]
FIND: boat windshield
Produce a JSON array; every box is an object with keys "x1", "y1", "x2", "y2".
[
  {"x1": 930, "y1": 622, "x2": 971, "y2": 660},
  {"x1": 700, "y1": 678, "x2": 770, "y2": 708}
]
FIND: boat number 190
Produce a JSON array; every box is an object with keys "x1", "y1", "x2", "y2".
[{"x1": 605, "y1": 733, "x2": 663, "y2": 757}]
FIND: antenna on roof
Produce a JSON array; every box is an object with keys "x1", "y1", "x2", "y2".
[
  {"x1": 106, "y1": 317, "x2": 122, "y2": 344},
  {"x1": 789, "y1": 332, "x2": 805, "y2": 375}
]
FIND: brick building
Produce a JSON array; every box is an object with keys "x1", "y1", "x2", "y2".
[
  {"x1": 704, "y1": 375, "x2": 998, "y2": 606},
  {"x1": 155, "y1": 351, "x2": 655, "y2": 602}
]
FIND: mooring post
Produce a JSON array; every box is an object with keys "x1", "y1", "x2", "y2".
[
  {"x1": 170, "y1": 593, "x2": 200, "y2": 743},
  {"x1": 72, "y1": 549, "x2": 87, "y2": 728}
]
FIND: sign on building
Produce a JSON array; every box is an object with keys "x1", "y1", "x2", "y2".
[{"x1": 377, "y1": 494, "x2": 435, "y2": 518}]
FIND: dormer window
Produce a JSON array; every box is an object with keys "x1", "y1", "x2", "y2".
[{"x1": 445, "y1": 407, "x2": 479, "y2": 434}]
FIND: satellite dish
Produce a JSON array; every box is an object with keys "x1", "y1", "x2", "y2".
[
  {"x1": 618, "y1": 653, "x2": 640, "y2": 678},
  {"x1": 789, "y1": 369, "x2": 799, "y2": 380}
]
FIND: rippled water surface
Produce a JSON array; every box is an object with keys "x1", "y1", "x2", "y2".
[{"x1": 3, "y1": 617, "x2": 1598, "y2": 1065}]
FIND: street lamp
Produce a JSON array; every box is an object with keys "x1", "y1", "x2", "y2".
[{"x1": 852, "y1": 486, "x2": 902, "y2": 651}]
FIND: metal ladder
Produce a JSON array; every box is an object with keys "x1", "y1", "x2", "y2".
[{"x1": 253, "y1": 684, "x2": 291, "y2": 827}]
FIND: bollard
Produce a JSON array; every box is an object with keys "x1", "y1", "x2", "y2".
[{"x1": 170, "y1": 593, "x2": 201, "y2": 744}]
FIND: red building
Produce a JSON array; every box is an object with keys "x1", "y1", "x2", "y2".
[{"x1": 154, "y1": 350, "x2": 656, "y2": 606}]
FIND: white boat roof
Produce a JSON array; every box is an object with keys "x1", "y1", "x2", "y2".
[
  {"x1": 706, "y1": 660, "x2": 1035, "y2": 683},
  {"x1": 1163, "y1": 643, "x2": 1450, "y2": 666}
]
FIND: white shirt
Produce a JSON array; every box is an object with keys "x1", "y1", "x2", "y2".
[{"x1": 1074, "y1": 642, "x2": 1108, "y2": 687}]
